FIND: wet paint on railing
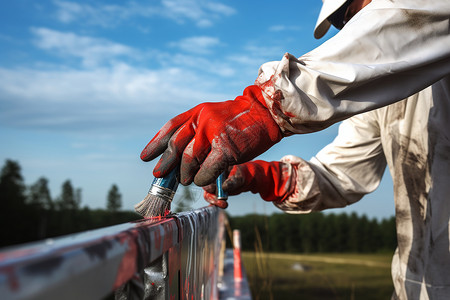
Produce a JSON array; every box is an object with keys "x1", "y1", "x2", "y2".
[{"x1": 0, "y1": 206, "x2": 226, "y2": 300}]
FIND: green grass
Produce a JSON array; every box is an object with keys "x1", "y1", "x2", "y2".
[{"x1": 242, "y1": 252, "x2": 394, "y2": 300}]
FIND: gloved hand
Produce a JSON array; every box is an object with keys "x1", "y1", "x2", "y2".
[
  {"x1": 203, "y1": 160, "x2": 296, "y2": 208},
  {"x1": 141, "y1": 85, "x2": 283, "y2": 186}
]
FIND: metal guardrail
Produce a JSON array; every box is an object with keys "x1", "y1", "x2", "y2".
[{"x1": 0, "y1": 206, "x2": 231, "y2": 300}]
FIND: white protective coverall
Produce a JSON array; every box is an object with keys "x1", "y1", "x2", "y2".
[{"x1": 254, "y1": 0, "x2": 450, "y2": 299}]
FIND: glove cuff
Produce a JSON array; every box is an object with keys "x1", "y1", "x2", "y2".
[
  {"x1": 241, "y1": 85, "x2": 271, "y2": 109},
  {"x1": 254, "y1": 53, "x2": 297, "y2": 137},
  {"x1": 273, "y1": 155, "x2": 322, "y2": 213},
  {"x1": 245, "y1": 160, "x2": 296, "y2": 203},
  {"x1": 234, "y1": 85, "x2": 283, "y2": 148}
]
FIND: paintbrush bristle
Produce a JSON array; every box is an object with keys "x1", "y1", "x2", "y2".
[{"x1": 134, "y1": 193, "x2": 171, "y2": 218}]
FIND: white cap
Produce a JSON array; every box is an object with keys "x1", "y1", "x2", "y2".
[{"x1": 314, "y1": 0, "x2": 348, "y2": 39}]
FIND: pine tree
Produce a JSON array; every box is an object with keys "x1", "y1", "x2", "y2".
[
  {"x1": 106, "y1": 184, "x2": 122, "y2": 212},
  {"x1": 27, "y1": 177, "x2": 53, "y2": 239},
  {"x1": 75, "y1": 188, "x2": 82, "y2": 209},
  {"x1": 0, "y1": 160, "x2": 29, "y2": 246},
  {"x1": 57, "y1": 180, "x2": 79, "y2": 210},
  {"x1": 28, "y1": 177, "x2": 53, "y2": 209},
  {"x1": 0, "y1": 159, "x2": 26, "y2": 210}
]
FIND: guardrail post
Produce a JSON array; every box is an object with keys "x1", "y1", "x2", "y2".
[
  {"x1": 143, "y1": 252, "x2": 169, "y2": 299},
  {"x1": 233, "y1": 230, "x2": 243, "y2": 281}
]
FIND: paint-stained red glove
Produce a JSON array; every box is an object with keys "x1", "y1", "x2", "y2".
[
  {"x1": 141, "y1": 86, "x2": 283, "y2": 186},
  {"x1": 203, "y1": 160, "x2": 296, "y2": 208}
]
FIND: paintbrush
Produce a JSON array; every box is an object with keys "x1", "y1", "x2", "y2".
[
  {"x1": 135, "y1": 166, "x2": 180, "y2": 218},
  {"x1": 135, "y1": 166, "x2": 228, "y2": 218}
]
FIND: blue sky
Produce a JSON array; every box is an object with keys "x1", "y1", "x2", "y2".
[{"x1": 0, "y1": 0, "x2": 395, "y2": 219}]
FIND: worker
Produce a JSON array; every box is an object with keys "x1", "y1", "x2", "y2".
[{"x1": 141, "y1": 0, "x2": 450, "y2": 298}]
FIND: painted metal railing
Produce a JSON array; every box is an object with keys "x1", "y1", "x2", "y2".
[{"x1": 0, "y1": 206, "x2": 250, "y2": 300}]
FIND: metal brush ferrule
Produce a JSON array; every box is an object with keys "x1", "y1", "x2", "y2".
[
  {"x1": 148, "y1": 185, "x2": 176, "y2": 203},
  {"x1": 148, "y1": 166, "x2": 180, "y2": 203}
]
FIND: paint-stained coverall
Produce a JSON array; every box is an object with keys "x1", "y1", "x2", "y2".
[{"x1": 253, "y1": 0, "x2": 450, "y2": 299}]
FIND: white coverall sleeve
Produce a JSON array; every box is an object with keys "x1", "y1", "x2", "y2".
[
  {"x1": 274, "y1": 112, "x2": 387, "y2": 213},
  {"x1": 256, "y1": 0, "x2": 450, "y2": 134}
]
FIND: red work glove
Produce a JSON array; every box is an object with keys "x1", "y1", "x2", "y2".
[
  {"x1": 140, "y1": 85, "x2": 283, "y2": 186},
  {"x1": 203, "y1": 160, "x2": 296, "y2": 208}
]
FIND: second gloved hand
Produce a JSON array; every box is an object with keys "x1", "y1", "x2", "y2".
[
  {"x1": 140, "y1": 85, "x2": 283, "y2": 186},
  {"x1": 203, "y1": 160, "x2": 297, "y2": 208}
]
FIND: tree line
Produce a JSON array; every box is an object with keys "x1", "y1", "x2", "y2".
[
  {"x1": 0, "y1": 159, "x2": 140, "y2": 247},
  {"x1": 229, "y1": 212, "x2": 397, "y2": 253},
  {"x1": 1, "y1": 159, "x2": 397, "y2": 253}
]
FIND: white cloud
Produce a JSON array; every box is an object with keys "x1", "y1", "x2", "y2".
[
  {"x1": 53, "y1": 1, "x2": 140, "y2": 27},
  {"x1": 0, "y1": 63, "x2": 228, "y2": 132},
  {"x1": 0, "y1": 26, "x2": 284, "y2": 137},
  {"x1": 170, "y1": 36, "x2": 221, "y2": 54},
  {"x1": 244, "y1": 44, "x2": 285, "y2": 59},
  {"x1": 53, "y1": 0, "x2": 236, "y2": 28},
  {"x1": 205, "y1": 2, "x2": 236, "y2": 16},
  {"x1": 53, "y1": 1, "x2": 84, "y2": 23},
  {"x1": 226, "y1": 44, "x2": 284, "y2": 69},
  {"x1": 171, "y1": 53, "x2": 235, "y2": 77},
  {"x1": 31, "y1": 27, "x2": 136, "y2": 67},
  {"x1": 161, "y1": 0, "x2": 235, "y2": 27},
  {"x1": 269, "y1": 25, "x2": 302, "y2": 32}
]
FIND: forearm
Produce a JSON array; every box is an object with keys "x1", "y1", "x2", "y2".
[
  {"x1": 274, "y1": 155, "x2": 364, "y2": 213},
  {"x1": 256, "y1": 0, "x2": 450, "y2": 134},
  {"x1": 275, "y1": 114, "x2": 387, "y2": 213}
]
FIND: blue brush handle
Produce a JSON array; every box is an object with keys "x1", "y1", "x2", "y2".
[
  {"x1": 216, "y1": 172, "x2": 228, "y2": 200},
  {"x1": 152, "y1": 165, "x2": 180, "y2": 192}
]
